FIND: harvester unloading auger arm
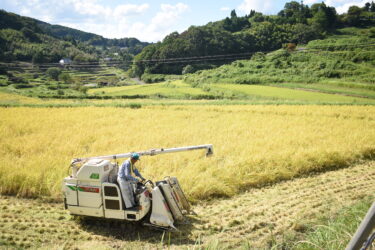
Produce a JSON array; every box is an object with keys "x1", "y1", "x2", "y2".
[{"x1": 70, "y1": 144, "x2": 213, "y2": 177}]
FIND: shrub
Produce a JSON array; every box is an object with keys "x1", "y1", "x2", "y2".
[
  {"x1": 14, "y1": 84, "x2": 32, "y2": 89},
  {"x1": 141, "y1": 73, "x2": 166, "y2": 83},
  {"x1": 58, "y1": 73, "x2": 73, "y2": 84},
  {"x1": 0, "y1": 66, "x2": 7, "y2": 75},
  {"x1": 368, "y1": 27, "x2": 375, "y2": 38},
  {"x1": 285, "y1": 43, "x2": 297, "y2": 51},
  {"x1": 46, "y1": 68, "x2": 62, "y2": 81},
  {"x1": 252, "y1": 52, "x2": 266, "y2": 62},
  {"x1": 9, "y1": 76, "x2": 26, "y2": 84},
  {"x1": 47, "y1": 86, "x2": 58, "y2": 90},
  {"x1": 234, "y1": 77, "x2": 261, "y2": 84},
  {"x1": 182, "y1": 65, "x2": 195, "y2": 74}
]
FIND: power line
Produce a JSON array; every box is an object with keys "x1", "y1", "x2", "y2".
[{"x1": 2, "y1": 43, "x2": 375, "y2": 70}]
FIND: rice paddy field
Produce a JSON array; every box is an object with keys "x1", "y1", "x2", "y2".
[
  {"x1": 1, "y1": 87, "x2": 374, "y2": 249},
  {"x1": 269, "y1": 81, "x2": 375, "y2": 99},
  {"x1": 0, "y1": 105, "x2": 374, "y2": 201},
  {"x1": 207, "y1": 83, "x2": 375, "y2": 104},
  {"x1": 86, "y1": 80, "x2": 375, "y2": 104},
  {"x1": 88, "y1": 80, "x2": 211, "y2": 98}
]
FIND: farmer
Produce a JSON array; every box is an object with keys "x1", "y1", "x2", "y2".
[{"x1": 117, "y1": 153, "x2": 146, "y2": 208}]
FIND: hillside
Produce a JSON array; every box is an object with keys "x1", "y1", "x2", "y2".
[
  {"x1": 184, "y1": 27, "x2": 375, "y2": 88},
  {"x1": 36, "y1": 20, "x2": 149, "y2": 54},
  {"x1": 132, "y1": 1, "x2": 375, "y2": 76},
  {"x1": 0, "y1": 9, "x2": 149, "y2": 63}
]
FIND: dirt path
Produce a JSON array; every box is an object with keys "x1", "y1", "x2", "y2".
[{"x1": 1, "y1": 161, "x2": 374, "y2": 249}]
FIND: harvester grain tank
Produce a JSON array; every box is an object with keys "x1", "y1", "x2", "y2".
[{"x1": 62, "y1": 144, "x2": 213, "y2": 230}]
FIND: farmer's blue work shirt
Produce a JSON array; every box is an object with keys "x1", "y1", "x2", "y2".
[{"x1": 118, "y1": 159, "x2": 144, "y2": 182}]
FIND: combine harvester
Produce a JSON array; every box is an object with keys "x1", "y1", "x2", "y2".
[{"x1": 63, "y1": 144, "x2": 213, "y2": 230}]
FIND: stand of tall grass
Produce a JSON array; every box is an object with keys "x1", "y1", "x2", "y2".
[{"x1": 0, "y1": 105, "x2": 374, "y2": 200}]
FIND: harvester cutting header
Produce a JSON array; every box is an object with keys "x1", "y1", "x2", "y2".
[{"x1": 63, "y1": 144, "x2": 213, "y2": 230}]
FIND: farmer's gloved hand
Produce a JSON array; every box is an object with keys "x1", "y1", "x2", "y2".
[{"x1": 137, "y1": 177, "x2": 145, "y2": 183}]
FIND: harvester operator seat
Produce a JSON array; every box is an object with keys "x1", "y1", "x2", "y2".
[
  {"x1": 107, "y1": 163, "x2": 140, "y2": 209},
  {"x1": 108, "y1": 164, "x2": 118, "y2": 183}
]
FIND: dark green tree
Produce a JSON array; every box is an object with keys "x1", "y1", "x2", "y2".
[
  {"x1": 32, "y1": 51, "x2": 45, "y2": 64},
  {"x1": 346, "y1": 6, "x2": 362, "y2": 25},
  {"x1": 46, "y1": 67, "x2": 61, "y2": 80},
  {"x1": 249, "y1": 12, "x2": 265, "y2": 23},
  {"x1": 364, "y1": 2, "x2": 371, "y2": 11},
  {"x1": 21, "y1": 27, "x2": 39, "y2": 42},
  {"x1": 58, "y1": 73, "x2": 73, "y2": 84},
  {"x1": 371, "y1": 1, "x2": 375, "y2": 12},
  {"x1": 278, "y1": 1, "x2": 311, "y2": 24}
]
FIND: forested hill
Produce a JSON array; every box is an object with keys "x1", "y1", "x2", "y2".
[
  {"x1": 131, "y1": 1, "x2": 375, "y2": 76},
  {"x1": 35, "y1": 21, "x2": 149, "y2": 50},
  {"x1": 0, "y1": 10, "x2": 149, "y2": 63}
]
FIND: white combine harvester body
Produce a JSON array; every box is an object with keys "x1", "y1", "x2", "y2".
[{"x1": 62, "y1": 144, "x2": 213, "y2": 230}]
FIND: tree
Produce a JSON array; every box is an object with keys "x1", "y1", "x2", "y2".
[
  {"x1": 64, "y1": 35, "x2": 77, "y2": 46},
  {"x1": 73, "y1": 54, "x2": 90, "y2": 62},
  {"x1": 231, "y1": 10, "x2": 237, "y2": 19},
  {"x1": 223, "y1": 17, "x2": 232, "y2": 31},
  {"x1": 346, "y1": 6, "x2": 362, "y2": 26},
  {"x1": 58, "y1": 73, "x2": 73, "y2": 84},
  {"x1": 182, "y1": 65, "x2": 195, "y2": 74},
  {"x1": 310, "y1": 3, "x2": 337, "y2": 29},
  {"x1": 309, "y1": 8, "x2": 329, "y2": 31},
  {"x1": 289, "y1": 23, "x2": 321, "y2": 44},
  {"x1": 278, "y1": 1, "x2": 311, "y2": 24},
  {"x1": 163, "y1": 32, "x2": 179, "y2": 43},
  {"x1": 0, "y1": 36, "x2": 6, "y2": 60},
  {"x1": 21, "y1": 27, "x2": 39, "y2": 42},
  {"x1": 46, "y1": 67, "x2": 61, "y2": 81},
  {"x1": 371, "y1": 1, "x2": 375, "y2": 12},
  {"x1": 251, "y1": 22, "x2": 284, "y2": 50},
  {"x1": 248, "y1": 10, "x2": 256, "y2": 18},
  {"x1": 365, "y1": 2, "x2": 371, "y2": 11},
  {"x1": 369, "y1": 27, "x2": 375, "y2": 38},
  {"x1": 32, "y1": 51, "x2": 44, "y2": 64}
]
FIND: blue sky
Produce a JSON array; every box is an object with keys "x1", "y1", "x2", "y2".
[{"x1": 0, "y1": 0, "x2": 370, "y2": 42}]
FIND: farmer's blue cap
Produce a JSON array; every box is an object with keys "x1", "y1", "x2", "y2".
[{"x1": 131, "y1": 153, "x2": 140, "y2": 160}]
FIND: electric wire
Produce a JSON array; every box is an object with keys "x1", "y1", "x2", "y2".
[
  {"x1": 2, "y1": 42, "x2": 375, "y2": 67},
  {"x1": 1, "y1": 43, "x2": 375, "y2": 70}
]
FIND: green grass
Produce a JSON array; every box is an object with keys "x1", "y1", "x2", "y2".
[{"x1": 293, "y1": 197, "x2": 374, "y2": 250}]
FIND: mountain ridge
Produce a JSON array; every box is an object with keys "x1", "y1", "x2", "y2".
[{"x1": 0, "y1": 9, "x2": 149, "y2": 63}]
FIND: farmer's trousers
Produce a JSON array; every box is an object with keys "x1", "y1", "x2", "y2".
[{"x1": 117, "y1": 177, "x2": 135, "y2": 208}]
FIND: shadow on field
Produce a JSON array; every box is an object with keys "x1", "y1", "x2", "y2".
[{"x1": 76, "y1": 215, "x2": 201, "y2": 246}]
